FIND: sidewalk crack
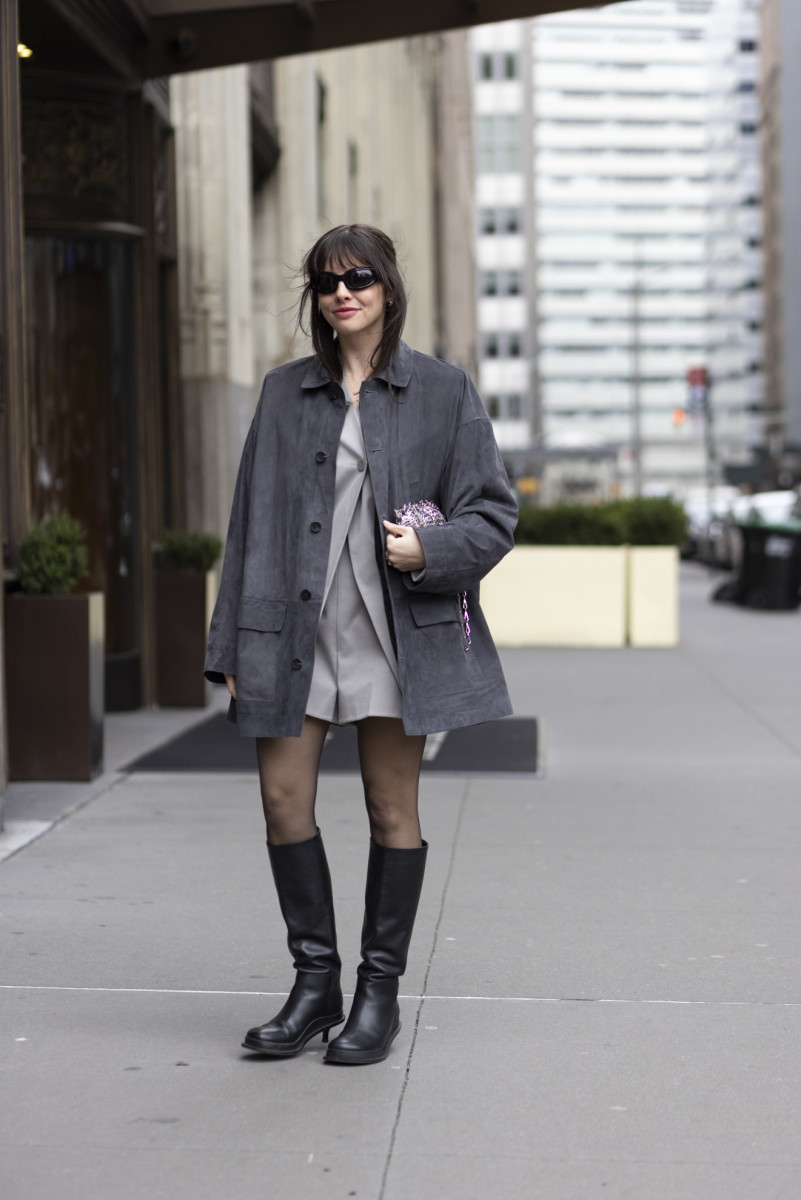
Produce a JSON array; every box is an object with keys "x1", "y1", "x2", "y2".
[
  {"x1": 377, "y1": 785, "x2": 468, "y2": 1200},
  {"x1": 684, "y1": 647, "x2": 801, "y2": 761}
]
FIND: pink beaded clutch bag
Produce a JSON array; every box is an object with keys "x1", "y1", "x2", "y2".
[{"x1": 394, "y1": 500, "x2": 471, "y2": 651}]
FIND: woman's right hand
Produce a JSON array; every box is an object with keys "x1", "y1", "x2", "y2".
[{"x1": 224, "y1": 673, "x2": 237, "y2": 699}]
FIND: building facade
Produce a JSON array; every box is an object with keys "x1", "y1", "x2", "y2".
[
  {"x1": 761, "y1": 0, "x2": 801, "y2": 479},
  {"x1": 471, "y1": 0, "x2": 765, "y2": 498}
]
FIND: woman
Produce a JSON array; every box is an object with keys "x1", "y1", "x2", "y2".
[{"x1": 204, "y1": 224, "x2": 517, "y2": 1065}]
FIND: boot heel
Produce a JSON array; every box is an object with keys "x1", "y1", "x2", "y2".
[{"x1": 322, "y1": 1027, "x2": 330, "y2": 1043}]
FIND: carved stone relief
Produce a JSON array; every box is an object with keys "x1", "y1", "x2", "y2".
[{"x1": 22, "y1": 96, "x2": 129, "y2": 221}]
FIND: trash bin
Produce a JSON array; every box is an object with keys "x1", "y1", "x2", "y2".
[{"x1": 723, "y1": 521, "x2": 801, "y2": 610}]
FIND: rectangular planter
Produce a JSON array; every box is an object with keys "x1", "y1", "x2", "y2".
[
  {"x1": 627, "y1": 546, "x2": 679, "y2": 647},
  {"x1": 155, "y1": 570, "x2": 216, "y2": 707},
  {"x1": 481, "y1": 545, "x2": 680, "y2": 648},
  {"x1": 481, "y1": 546, "x2": 628, "y2": 648},
  {"x1": 5, "y1": 592, "x2": 104, "y2": 781}
]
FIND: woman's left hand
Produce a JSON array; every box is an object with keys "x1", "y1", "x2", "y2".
[{"x1": 383, "y1": 520, "x2": 426, "y2": 572}]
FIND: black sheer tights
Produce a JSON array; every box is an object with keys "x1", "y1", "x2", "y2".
[{"x1": 256, "y1": 716, "x2": 426, "y2": 848}]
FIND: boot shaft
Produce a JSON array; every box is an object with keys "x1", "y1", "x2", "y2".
[
  {"x1": 268, "y1": 830, "x2": 341, "y2": 974},
  {"x1": 358, "y1": 839, "x2": 428, "y2": 983}
]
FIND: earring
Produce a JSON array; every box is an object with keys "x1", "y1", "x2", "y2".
[{"x1": 387, "y1": 300, "x2": 393, "y2": 308}]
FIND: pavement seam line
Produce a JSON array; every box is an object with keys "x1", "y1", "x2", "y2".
[
  {"x1": 377, "y1": 785, "x2": 468, "y2": 1200},
  {"x1": 0, "y1": 772, "x2": 131, "y2": 864},
  {"x1": 683, "y1": 645, "x2": 801, "y2": 761},
  {"x1": 3, "y1": 984, "x2": 801, "y2": 1008}
]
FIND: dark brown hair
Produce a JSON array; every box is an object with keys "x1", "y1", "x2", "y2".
[{"x1": 297, "y1": 224, "x2": 407, "y2": 387}]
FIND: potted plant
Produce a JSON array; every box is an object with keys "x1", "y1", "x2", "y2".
[
  {"x1": 5, "y1": 515, "x2": 104, "y2": 780},
  {"x1": 481, "y1": 498, "x2": 688, "y2": 648},
  {"x1": 155, "y1": 531, "x2": 222, "y2": 707}
]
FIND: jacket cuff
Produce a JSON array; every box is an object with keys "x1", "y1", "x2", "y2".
[
  {"x1": 204, "y1": 646, "x2": 236, "y2": 685},
  {"x1": 402, "y1": 525, "x2": 450, "y2": 592}
]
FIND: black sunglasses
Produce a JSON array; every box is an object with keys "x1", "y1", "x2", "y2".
[{"x1": 312, "y1": 267, "x2": 378, "y2": 294}]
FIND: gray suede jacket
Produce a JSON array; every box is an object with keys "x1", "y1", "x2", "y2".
[{"x1": 204, "y1": 340, "x2": 518, "y2": 736}]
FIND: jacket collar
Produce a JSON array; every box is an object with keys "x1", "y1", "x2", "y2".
[
  {"x1": 299, "y1": 340, "x2": 414, "y2": 390},
  {"x1": 374, "y1": 339, "x2": 414, "y2": 387}
]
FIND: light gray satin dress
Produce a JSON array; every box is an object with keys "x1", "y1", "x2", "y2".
[{"x1": 305, "y1": 382, "x2": 403, "y2": 725}]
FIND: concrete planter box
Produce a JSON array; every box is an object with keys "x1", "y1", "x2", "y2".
[
  {"x1": 481, "y1": 545, "x2": 679, "y2": 648},
  {"x1": 481, "y1": 546, "x2": 628, "y2": 647},
  {"x1": 5, "y1": 592, "x2": 105, "y2": 780},
  {"x1": 155, "y1": 569, "x2": 216, "y2": 707},
  {"x1": 627, "y1": 545, "x2": 679, "y2": 647}
]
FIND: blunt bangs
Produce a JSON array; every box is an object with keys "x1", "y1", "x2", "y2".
[{"x1": 297, "y1": 224, "x2": 408, "y2": 393}]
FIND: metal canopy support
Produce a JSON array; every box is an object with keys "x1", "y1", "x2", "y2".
[{"x1": 143, "y1": 0, "x2": 607, "y2": 78}]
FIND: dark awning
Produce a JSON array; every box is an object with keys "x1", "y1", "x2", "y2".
[{"x1": 140, "y1": 0, "x2": 610, "y2": 78}]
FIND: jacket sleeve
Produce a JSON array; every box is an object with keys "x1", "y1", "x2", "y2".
[
  {"x1": 204, "y1": 418, "x2": 258, "y2": 684},
  {"x1": 403, "y1": 371, "x2": 518, "y2": 596}
]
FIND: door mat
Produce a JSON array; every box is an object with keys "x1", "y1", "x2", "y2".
[{"x1": 124, "y1": 714, "x2": 538, "y2": 775}]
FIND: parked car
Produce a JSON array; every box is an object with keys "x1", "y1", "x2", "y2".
[{"x1": 680, "y1": 486, "x2": 740, "y2": 564}]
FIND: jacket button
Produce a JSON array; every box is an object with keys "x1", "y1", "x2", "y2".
[
  {"x1": 300, "y1": 589, "x2": 311, "y2": 601},
  {"x1": 356, "y1": 457, "x2": 366, "y2": 472},
  {"x1": 315, "y1": 450, "x2": 327, "y2": 463},
  {"x1": 310, "y1": 521, "x2": 321, "y2": 533},
  {"x1": 291, "y1": 658, "x2": 303, "y2": 671}
]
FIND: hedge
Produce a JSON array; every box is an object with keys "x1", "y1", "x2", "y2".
[{"x1": 514, "y1": 497, "x2": 688, "y2": 547}]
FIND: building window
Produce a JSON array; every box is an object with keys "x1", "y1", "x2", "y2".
[
  {"x1": 480, "y1": 270, "x2": 524, "y2": 298},
  {"x1": 479, "y1": 206, "x2": 522, "y2": 235},
  {"x1": 478, "y1": 52, "x2": 519, "y2": 81},
  {"x1": 478, "y1": 145, "x2": 496, "y2": 173},
  {"x1": 483, "y1": 333, "x2": 525, "y2": 359},
  {"x1": 502, "y1": 207, "x2": 521, "y2": 233},
  {"x1": 501, "y1": 144, "x2": 521, "y2": 172},
  {"x1": 508, "y1": 394, "x2": 522, "y2": 419},
  {"x1": 501, "y1": 114, "x2": 519, "y2": 139},
  {"x1": 477, "y1": 115, "x2": 494, "y2": 141},
  {"x1": 486, "y1": 395, "x2": 500, "y2": 419},
  {"x1": 476, "y1": 114, "x2": 521, "y2": 177}
]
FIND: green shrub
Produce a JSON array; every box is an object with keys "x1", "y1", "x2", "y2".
[
  {"x1": 609, "y1": 497, "x2": 689, "y2": 546},
  {"x1": 514, "y1": 498, "x2": 688, "y2": 547},
  {"x1": 515, "y1": 503, "x2": 624, "y2": 546},
  {"x1": 161, "y1": 530, "x2": 223, "y2": 573},
  {"x1": 18, "y1": 515, "x2": 88, "y2": 595}
]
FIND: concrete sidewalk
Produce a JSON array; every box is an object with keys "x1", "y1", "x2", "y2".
[{"x1": 1, "y1": 562, "x2": 800, "y2": 1200}]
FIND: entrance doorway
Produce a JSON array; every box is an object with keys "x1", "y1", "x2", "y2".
[{"x1": 25, "y1": 235, "x2": 141, "y2": 708}]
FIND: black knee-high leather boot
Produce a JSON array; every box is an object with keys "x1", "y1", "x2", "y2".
[
  {"x1": 242, "y1": 830, "x2": 345, "y2": 1055},
  {"x1": 324, "y1": 838, "x2": 428, "y2": 1066}
]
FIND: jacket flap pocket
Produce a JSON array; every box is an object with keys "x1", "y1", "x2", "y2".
[
  {"x1": 409, "y1": 592, "x2": 459, "y2": 627},
  {"x1": 237, "y1": 596, "x2": 287, "y2": 632}
]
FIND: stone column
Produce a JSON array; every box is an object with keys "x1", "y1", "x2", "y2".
[
  {"x1": 170, "y1": 66, "x2": 256, "y2": 541},
  {"x1": 434, "y1": 30, "x2": 478, "y2": 375}
]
